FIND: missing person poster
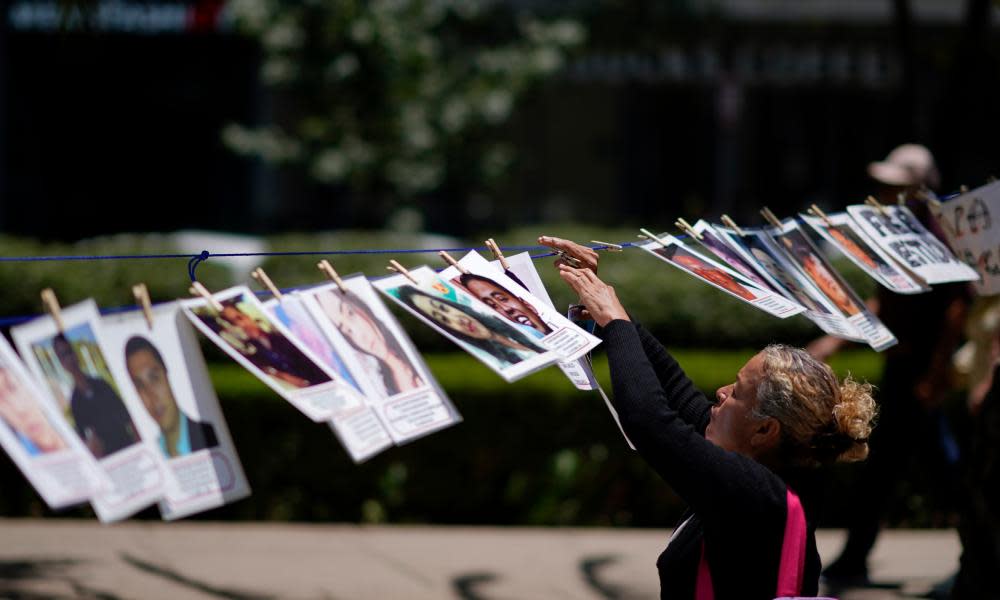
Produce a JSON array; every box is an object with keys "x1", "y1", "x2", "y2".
[
  {"x1": 300, "y1": 276, "x2": 462, "y2": 446},
  {"x1": 0, "y1": 333, "x2": 105, "y2": 509},
  {"x1": 691, "y1": 220, "x2": 787, "y2": 296},
  {"x1": 181, "y1": 286, "x2": 392, "y2": 463},
  {"x1": 711, "y1": 227, "x2": 867, "y2": 342},
  {"x1": 769, "y1": 220, "x2": 897, "y2": 352},
  {"x1": 101, "y1": 304, "x2": 251, "y2": 520},
  {"x1": 800, "y1": 212, "x2": 928, "y2": 295},
  {"x1": 933, "y1": 181, "x2": 1000, "y2": 295},
  {"x1": 374, "y1": 266, "x2": 561, "y2": 382},
  {"x1": 12, "y1": 300, "x2": 169, "y2": 522},
  {"x1": 444, "y1": 251, "x2": 602, "y2": 362},
  {"x1": 638, "y1": 233, "x2": 806, "y2": 319},
  {"x1": 847, "y1": 204, "x2": 979, "y2": 285}
]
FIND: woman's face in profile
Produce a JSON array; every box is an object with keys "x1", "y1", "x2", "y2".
[
  {"x1": 323, "y1": 293, "x2": 385, "y2": 357},
  {"x1": 411, "y1": 294, "x2": 491, "y2": 340},
  {"x1": 0, "y1": 367, "x2": 63, "y2": 452}
]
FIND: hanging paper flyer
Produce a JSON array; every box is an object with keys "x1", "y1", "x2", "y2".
[
  {"x1": 847, "y1": 204, "x2": 979, "y2": 284},
  {"x1": 932, "y1": 180, "x2": 1000, "y2": 295},
  {"x1": 800, "y1": 212, "x2": 928, "y2": 295},
  {"x1": 374, "y1": 266, "x2": 561, "y2": 382},
  {"x1": 101, "y1": 304, "x2": 251, "y2": 520},
  {"x1": 638, "y1": 233, "x2": 807, "y2": 319},
  {"x1": 711, "y1": 227, "x2": 867, "y2": 342},
  {"x1": 299, "y1": 276, "x2": 462, "y2": 445},
  {"x1": 182, "y1": 286, "x2": 365, "y2": 423},
  {"x1": 768, "y1": 220, "x2": 897, "y2": 352},
  {"x1": 500, "y1": 251, "x2": 600, "y2": 391},
  {"x1": 443, "y1": 251, "x2": 602, "y2": 361},
  {"x1": 497, "y1": 251, "x2": 634, "y2": 449},
  {"x1": 0, "y1": 333, "x2": 106, "y2": 509},
  {"x1": 181, "y1": 286, "x2": 392, "y2": 463},
  {"x1": 690, "y1": 220, "x2": 791, "y2": 297},
  {"x1": 263, "y1": 292, "x2": 397, "y2": 461},
  {"x1": 12, "y1": 300, "x2": 170, "y2": 522}
]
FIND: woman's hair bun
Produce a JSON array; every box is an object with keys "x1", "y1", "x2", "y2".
[{"x1": 830, "y1": 375, "x2": 878, "y2": 462}]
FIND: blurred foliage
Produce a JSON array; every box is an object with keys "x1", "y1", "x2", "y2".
[
  {"x1": 0, "y1": 234, "x2": 230, "y2": 318},
  {"x1": 224, "y1": 0, "x2": 585, "y2": 201},
  {"x1": 0, "y1": 349, "x2": 888, "y2": 526}
]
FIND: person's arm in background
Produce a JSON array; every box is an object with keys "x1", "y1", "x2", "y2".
[{"x1": 915, "y1": 295, "x2": 967, "y2": 408}]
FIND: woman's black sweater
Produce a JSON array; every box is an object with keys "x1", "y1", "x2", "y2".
[{"x1": 600, "y1": 319, "x2": 821, "y2": 600}]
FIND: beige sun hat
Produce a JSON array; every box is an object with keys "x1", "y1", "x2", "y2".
[{"x1": 867, "y1": 143, "x2": 940, "y2": 189}]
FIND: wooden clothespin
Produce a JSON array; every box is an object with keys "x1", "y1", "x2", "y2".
[
  {"x1": 484, "y1": 239, "x2": 511, "y2": 271},
  {"x1": 897, "y1": 191, "x2": 908, "y2": 205},
  {"x1": 865, "y1": 196, "x2": 889, "y2": 215},
  {"x1": 638, "y1": 228, "x2": 670, "y2": 248},
  {"x1": 674, "y1": 218, "x2": 703, "y2": 241},
  {"x1": 916, "y1": 186, "x2": 941, "y2": 209},
  {"x1": 720, "y1": 214, "x2": 747, "y2": 237},
  {"x1": 759, "y1": 207, "x2": 784, "y2": 229},
  {"x1": 808, "y1": 204, "x2": 834, "y2": 226},
  {"x1": 317, "y1": 260, "x2": 347, "y2": 293},
  {"x1": 251, "y1": 267, "x2": 283, "y2": 301},
  {"x1": 438, "y1": 251, "x2": 469, "y2": 274},
  {"x1": 590, "y1": 240, "x2": 623, "y2": 252},
  {"x1": 387, "y1": 259, "x2": 419, "y2": 285},
  {"x1": 189, "y1": 281, "x2": 224, "y2": 312},
  {"x1": 132, "y1": 283, "x2": 155, "y2": 329},
  {"x1": 960, "y1": 185, "x2": 970, "y2": 193},
  {"x1": 40, "y1": 288, "x2": 65, "y2": 333}
]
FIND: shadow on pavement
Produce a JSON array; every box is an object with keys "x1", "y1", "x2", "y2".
[
  {"x1": 120, "y1": 552, "x2": 275, "y2": 600},
  {"x1": 451, "y1": 571, "x2": 498, "y2": 600},
  {"x1": 0, "y1": 558, "x2": 123, "y2": 600},
  {"x1": 580, "y1": 554, "x2": 650, "y2": 600}
]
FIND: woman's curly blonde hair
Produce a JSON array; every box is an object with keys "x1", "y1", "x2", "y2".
[{"x1": 752, "y1": 344, "x2": 878, "y2": 467}]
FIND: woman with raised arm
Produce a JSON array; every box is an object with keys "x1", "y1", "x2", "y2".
[{"x1": 539, "y1": 235, "x2": 877, "y2": 600}]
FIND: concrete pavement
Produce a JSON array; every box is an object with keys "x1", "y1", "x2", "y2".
[{"x1": 0, "y1": 520, "x2": 959, "y2": 599}]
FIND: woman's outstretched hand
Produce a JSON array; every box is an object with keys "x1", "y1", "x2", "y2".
[
  {"x1": 537, "y1": 236, "x2": 599, "y2": 273},
  {"x1": 557, "y1": 264, "x2": 630, "y2": 327}
]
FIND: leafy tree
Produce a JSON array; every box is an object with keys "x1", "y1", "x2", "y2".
[{"x1": 224, "y1": 0, "x2": 584, "y2": 213}]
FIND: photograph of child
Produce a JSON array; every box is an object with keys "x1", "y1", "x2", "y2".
[
  {"x1": 30, "y1": 326, "x2": 139, "y2": 459},
  {"x1": 385, "y1": 279, "x2": 549, "y2": 371},
  {"x1": 267, "y1": 297, "x2": 362, "y2": 393},
  {"x1": 190, "y1": 293, "x2": 331, "y2": 391},
  {"x1": 694, "y1": 222, "x2": 778, "y2": 292},
  {"x1": 774, "y1": 228, "x2": 865, "y2": 317},
  {"x1": 0, "y1": 358, "x2": 67, "y2": 456},
  {"x1": 449, "y1": 272, "x2": 553, "y2": 337},
  {"x1": 312, "y1": 286, "x2": 425, "y2": 397},
  {"x1": 123, "y1": 336, "x2": 218, "y2": 459},
  {"x1": 652, "y1": 243, "x2": 757, "y2": 301}
]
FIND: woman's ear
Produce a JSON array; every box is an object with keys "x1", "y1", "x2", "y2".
[{"x1": 750, "y1": 416, "x2": 781, "y2": 451}]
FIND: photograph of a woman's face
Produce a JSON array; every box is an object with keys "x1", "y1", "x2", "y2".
[
  {"x1": 0, "y1": 361, "x2": 66, "y2": 456},
  {"x1": 313, "y1": 287, "x2": 424, "y2": 398},
  {"x1": 653, "y1": 243, "x2": 757, "y2": 301},
  {"x1": 388, "y1": 283, "x2": 548, "y2": 370}
]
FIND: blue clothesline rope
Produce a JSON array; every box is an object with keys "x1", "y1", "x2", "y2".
[{"x1": 0, "y1": 238, "x2": 653, "y2": 328}]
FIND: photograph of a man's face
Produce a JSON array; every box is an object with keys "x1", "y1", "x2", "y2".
[
  {"x1": 191, "y1": 293, "x2": 332, "y2": 391},
  {"x1": 123, "y1": 335, "x2": 218, "y2": 459},
  {"x1": 450, "y1": 272, "x2": 553, "y2": 336},
  {"x1": 775, "y1": 229, "x2": 864, "y2": 317},
  {"x1": 29, "y1": 324, "x2": 139, "y2": 459},
  {"x1": 653, "y1": 243, "x2": 757, "y2": 301}
]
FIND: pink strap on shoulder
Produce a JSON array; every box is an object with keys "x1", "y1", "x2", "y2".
[
  {"x1": 694, "y1": 488, "x2": 807, "y2": 600},
  {"x1": 775, "y1": 488, "x2": 808, "y2": 597},
  {"x1": 695, "y1": 542, "x2": 714, "y2": 600}
]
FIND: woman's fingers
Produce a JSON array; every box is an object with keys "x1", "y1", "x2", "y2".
[{"x1": 539, "y1": 236, "x2": 599, "y2": 272}]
